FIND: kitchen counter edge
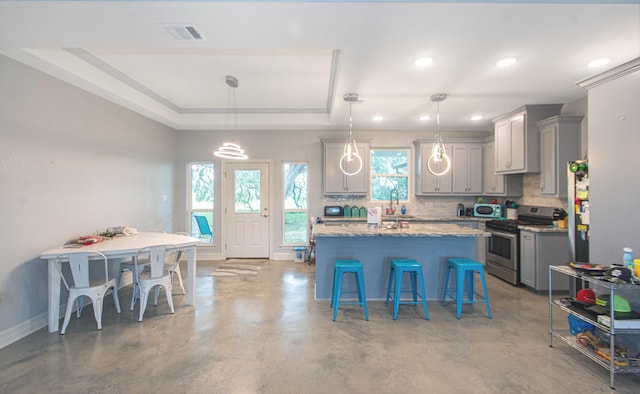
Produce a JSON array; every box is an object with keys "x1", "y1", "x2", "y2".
[{"x1": 314, "y1": 223, "x2": 490, "y2": 238}]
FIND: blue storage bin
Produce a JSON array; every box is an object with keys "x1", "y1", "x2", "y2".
[{"x1": 568, "y1": 314, "x2": 594, "y2": 335}]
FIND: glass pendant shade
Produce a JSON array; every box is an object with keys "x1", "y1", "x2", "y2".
[
  {"x1": 339, "y1": 94, "x2": 363, "y2": 176},
  {"x1": 427, "y1": 133, "x2": 451, "y2": 176},
  {"x1": 426, "y1": 94, "x2": 451, "y2": 176}
]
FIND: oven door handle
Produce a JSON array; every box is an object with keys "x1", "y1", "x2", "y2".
[{"x1": 487, "y1": 229, "x2": 518, "y2": 239}]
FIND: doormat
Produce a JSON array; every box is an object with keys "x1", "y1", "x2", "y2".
[{"x1": 198, "y1": 259, "x2": 266, "y2": 277}]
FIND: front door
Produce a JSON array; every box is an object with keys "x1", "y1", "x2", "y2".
[{"x1": 224, "y1": 161, "x2": 270, "y2": 258}]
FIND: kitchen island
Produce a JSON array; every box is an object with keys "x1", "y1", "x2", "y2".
[{"x1": 314, "y1": 223, "x2": 490, "y2": 300}]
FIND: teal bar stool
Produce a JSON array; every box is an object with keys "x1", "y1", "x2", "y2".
[
  {"x1": 331, "y1": 259, "x2": 369, "y2": 321},
  {"x1": 441, "y1": 257, "x2": 492, "y2": 319},
  {"x1": 385, "y1": 258, "x2": 429, "y2": 320}
]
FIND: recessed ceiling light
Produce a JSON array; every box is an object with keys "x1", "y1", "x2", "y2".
[
  {"x1": 419, "y1": 115, "x2": 431, "y2": 121},
  {"x1": 588, "y1": 57, "x2": 610, "y2": 68},
  {"x1": 495, "y1": 57, "x2": 517, "y2": 68},
  {"x1": 471, "y1": 115, "x2": 483, "y2": 121},
  {"x1": 414, "y1": 57, "x2": 433, "y2": 67},
  {"x1": 372, "y1": 115, "x2": 385, "y2": 122}
]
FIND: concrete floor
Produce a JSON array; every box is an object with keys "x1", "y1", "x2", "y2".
[{"x1": 1, "y1": 260, "x2": 639, "y2": 393}]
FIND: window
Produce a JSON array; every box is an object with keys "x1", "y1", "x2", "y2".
[
  {"x1": 188, "y1": 163, "x2": 214, "y2": 243},
  {"x1": 370, "y1": 149, "x2": 409, "y2": 202},
  {"x1": 283, "y1": 163, "x2": 308, "y2": 245}
]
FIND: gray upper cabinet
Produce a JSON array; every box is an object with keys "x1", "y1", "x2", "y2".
[
  {"x1": 452, "y1": 144, "x2": 483, "y2": 194},
  {"x1": 493, "y1": 104, "x2": 563, "y2": 174},
  {"x1": 415, "y1": 141, "x2": 453, "y2": 194},
  {"x1": 537, "y1": 115, "x2": 583, "y2": 197},
  {"x1": 323, "y1": 140, "x2": 370, "y2": 195},
  {"x1": 482, "y1": 140, "x2": 523, "y2": 196},
  {"x1": 415, "y1": 139, "x2": 482, "y2": 195}
]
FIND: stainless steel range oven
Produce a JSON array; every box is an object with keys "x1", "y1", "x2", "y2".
[
  {"x1": 486, "y1": 224, "x2": 520, "y2": 285},
  {"x1": 485, "y1": 205, "x2": 565, "y2": 286}
]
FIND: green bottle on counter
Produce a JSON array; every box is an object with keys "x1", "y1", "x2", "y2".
[
  {"x1": 351, "y1": 205, "x2": 360, "y2": 217},
  {"x1": 343, "y1": 204, "x2": 350, "y2": 217}
]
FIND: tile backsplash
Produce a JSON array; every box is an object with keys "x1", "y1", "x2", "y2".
[
  {"x1": 320, "y1": 173, "x2": 567, "y2": 218},
  {"x1": 321, "y1": 195, "x2": 478, "y2": 217},
  {"x1": 518, "y1": 173, "x2": 568, "y2": 211}
]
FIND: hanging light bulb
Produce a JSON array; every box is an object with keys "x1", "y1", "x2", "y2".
[
  {"x1": 213, "y1": 76, "x2": 248, "y2": 160},
  {"x1": 339, "y1": 93, "x2": 363, "y2": 176},
  {"x1": 427, "y1": 94, "x2": 451, "y2": 176}
]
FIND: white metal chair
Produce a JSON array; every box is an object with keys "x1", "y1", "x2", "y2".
[
  {"x1": 54, "y1": 251, "x2": 121, "y2": 334},
  {"x1": 117, "y1": 233, "x2": 186, "y2": 306},
  {"x1": 116, "y1": 256, "x2": 150, "y2": 311},
  {"x1": 133, "y1": 244, "x2": 180, "y2": 322}
]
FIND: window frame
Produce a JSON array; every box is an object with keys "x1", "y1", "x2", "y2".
[
  {"x1": 187, "y1": 162, "x2": 215, "y2": 244},
  {"x1": 369, "y1": 147, "x2": 411, "y2": 203}
]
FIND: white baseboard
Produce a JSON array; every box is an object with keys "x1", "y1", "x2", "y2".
[
  {"x1": 0, "y1": 312, "x2": 48, "y2": 350},
  {"x1": 272, "y1": 252, "x2": 294, "y2": 260},
  {"x1": 194, "y1": 251, "x2": 223, "y2": 260}
]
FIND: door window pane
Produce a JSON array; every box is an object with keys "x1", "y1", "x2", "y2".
[{"x1": 235, "y1": 169, "x2": 261, "y2": 213}]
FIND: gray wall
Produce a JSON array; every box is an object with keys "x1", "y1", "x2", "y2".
[
  {"x1": 586, "y1": 59, "x2": 640, "y2": 264},
  {"x1": 0, "y1": 55, "x2": 176, "y2": 340}
]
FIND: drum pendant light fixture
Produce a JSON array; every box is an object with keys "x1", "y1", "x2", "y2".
[
  {"x1": 214, "y1": 75, "x2": 248, "y2": 160},
  {"x1": 427, "y1": 93, "x2": 451, "y2": 176},
  {"x1": 339, "y1": 93, "x2": 363, "y2": 176}
]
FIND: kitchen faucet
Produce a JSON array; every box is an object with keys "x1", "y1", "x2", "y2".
[{"x1": 389, "y1": 188, "x2": 399, "y2": 216}]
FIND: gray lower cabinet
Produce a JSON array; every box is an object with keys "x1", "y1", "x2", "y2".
[{"x1": 520, "y1": 230, "x2": 570, "y2": 291}]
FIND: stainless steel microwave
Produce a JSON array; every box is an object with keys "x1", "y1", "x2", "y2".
[
  {"x1": 324, "y1": 206, "x2": 344, "y2": 216},
  {"x1": 473, "y1": 203, "x2": 505, "y2": 218}
]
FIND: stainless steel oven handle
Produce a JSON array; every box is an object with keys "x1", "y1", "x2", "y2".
[{"x1": 486, "y1": 229, "x2": 518, "y2": 240}]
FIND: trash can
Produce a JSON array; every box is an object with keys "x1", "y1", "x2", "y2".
[{"x1": 293, "y1": 246, "x2": 306, "y2": 263}]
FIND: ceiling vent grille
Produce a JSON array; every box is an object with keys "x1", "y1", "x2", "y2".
[{"x1": 160, "y1": 24, "x2": 205, "y2": 41}]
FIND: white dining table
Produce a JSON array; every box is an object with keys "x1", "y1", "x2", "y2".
[{"x1": 40, "y1": 232, "x2": 201, "y2": 333}]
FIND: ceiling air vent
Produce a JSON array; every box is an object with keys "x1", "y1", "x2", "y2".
[{"x1": 160, "y1": 24, "x2": 205, "y2": 41}]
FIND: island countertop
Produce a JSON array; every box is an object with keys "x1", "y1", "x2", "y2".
[{"x1": 314, "y1": 223, "x2": 490, "y2": 238}]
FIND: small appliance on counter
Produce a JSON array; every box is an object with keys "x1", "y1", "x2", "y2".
[
  {"x1": 367, "y1": 206, "x2": 382, "y2": 228},
  {"x1": 457, "y1": 203, "x2": 464, "y2": 217},
  {"x1": 324, "y1": 206, "x2": 344, "y2": 217},
  {"x1": 473, "y1": 203, "x2": 505, "y2": 218}
]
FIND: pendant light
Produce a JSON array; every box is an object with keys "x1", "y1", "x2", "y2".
[
  {"x1": 339, "y1": 93, "x2": 363, "y2": 176},
  {"x1": 427, "y1": 93, "x2": 451, "y2": 176},
  {"x1": 213, "y1": 75, "x2": 248, "y2": 160}
]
